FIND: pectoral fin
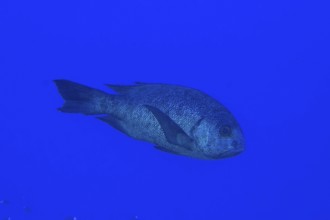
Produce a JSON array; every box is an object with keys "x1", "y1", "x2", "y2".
[{"x1": 145, "y1": 105, "x2": 194, "y2": 150}]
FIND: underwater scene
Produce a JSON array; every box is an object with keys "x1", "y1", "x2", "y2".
[{"x1": 0, "y1": 0, "x2": 329, "y2": 219}]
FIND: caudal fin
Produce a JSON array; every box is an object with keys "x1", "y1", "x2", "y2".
[{"x1": 54, "y1": 80, "x2": 109, "y2": 115}]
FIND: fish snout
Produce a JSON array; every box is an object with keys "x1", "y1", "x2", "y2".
[
  {"x1": 231, "y1": 138, "x2": 245, "y2": 154},
  {"x1": 231, "y1": 139, "x2": 244, "y2": 152},
  {"x1": 207, "y1": 139, "x2": 244, "y2": 159}
]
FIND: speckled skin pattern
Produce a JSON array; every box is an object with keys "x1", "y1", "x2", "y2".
[{"x1": 55, "y1": 81, "x2": 245, "y2": 160}]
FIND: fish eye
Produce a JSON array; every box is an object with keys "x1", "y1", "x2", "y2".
[{"x1": 220, "y1": 125, "x2": 232, "y2": 137}]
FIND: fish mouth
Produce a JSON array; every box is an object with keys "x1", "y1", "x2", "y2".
[
  {"x1": 221, "y1": 149, "x2": 243, "y2": 158},
  {"x1": 206, "y1": 149, "x2": 243, "y2": 159},
  {"x1": 205, "y1": 140, "x2": 245, "y2": 159}
]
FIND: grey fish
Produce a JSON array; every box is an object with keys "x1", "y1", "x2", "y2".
[{"x1": 54, "y1": 80, "x2": 244, "y2": 160}]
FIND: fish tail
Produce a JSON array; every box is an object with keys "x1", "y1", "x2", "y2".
[{"x1": 54, "y1": 79, "x2": 110, "y2": 115}]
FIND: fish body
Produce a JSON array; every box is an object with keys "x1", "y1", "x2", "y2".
[{"x1": 54, "y1": 80, "x2": 244, "y2": 160}]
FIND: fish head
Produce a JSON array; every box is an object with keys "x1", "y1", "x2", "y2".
[{"x1": 193, "y1": 112, "x2": 245, "y2": 159}]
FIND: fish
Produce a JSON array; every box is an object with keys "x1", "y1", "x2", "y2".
[{"x1": 54, "y1": 80, "x2": 245, "y2": 160}]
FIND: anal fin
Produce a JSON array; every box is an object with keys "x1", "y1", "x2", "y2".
[{"x1": 97, "y1": 115, "x2": 128, "y2": 135}]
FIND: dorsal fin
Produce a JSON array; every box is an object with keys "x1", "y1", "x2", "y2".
[
  {"x1": 134, "y1": 81, "x2": 151, "y2": 85},
  {"x1": 134, "y1": 82, "x2": 166, "y2": 85},
  {"x1": 105, "y1": 84, "x2": 139, "y2": 94},
  {"x1": 106, "y1": 82, "x2": 167, "y2": 94}
]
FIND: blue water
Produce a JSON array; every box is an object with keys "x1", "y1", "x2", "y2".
[{"x1": 1, "y1": 0, "x2": 329, "y2": 219}]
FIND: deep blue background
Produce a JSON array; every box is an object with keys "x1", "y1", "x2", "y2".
[{"x1": 1, "y1": 0, "x2": 329, "y2": 219}]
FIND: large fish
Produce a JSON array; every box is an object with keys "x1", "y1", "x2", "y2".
[{"x1": 54, "y1": 80, "x2": 245, "y2": 160}]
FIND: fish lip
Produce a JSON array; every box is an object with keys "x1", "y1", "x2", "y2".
[
  {"x1": 205, "y1": 148, "x2": 244, "y2": 159},
  {"x1": 225, "y1": 149, "x2": 243, "y2": 157}
]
